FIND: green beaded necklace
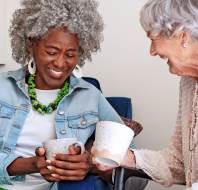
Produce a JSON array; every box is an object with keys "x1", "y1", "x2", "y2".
[{"x1": 27, "y1": 74, "x2": 70, "y2": 114}]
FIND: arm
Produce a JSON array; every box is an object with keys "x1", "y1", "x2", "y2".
[
  {"x1": 122, "y1": 79, "x2": 185, "y2": 186},
  {"x1": 5, "y1": 148, "x2": 59, "y2": 184},
  {"x1": 0, "y1": 152, "x2": 20, "y2": 184},
  {"x1": 132, "y1": 122, "x2": 185, "y2": 186},
  {"x1": 0, "y1": 152, "x2": 41, "y2": 184},
  {"x1": 7, "y1": 157, "x2": 39, "y2": 175}
]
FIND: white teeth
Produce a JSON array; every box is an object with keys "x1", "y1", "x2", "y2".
[
  {"x1": 49, "y1": 69, "x2": 63, "y2": 77},
  {"x1": 50, "y1": 69, "x2": 62, "y2": 74}
]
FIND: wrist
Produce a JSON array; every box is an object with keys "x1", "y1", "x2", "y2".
[
  {"x1": 121, "y1": 150, "x2": 136, "y2": 169},
  {"x1": 31, "y1": 156, "x2": 40, "y2": 173}
]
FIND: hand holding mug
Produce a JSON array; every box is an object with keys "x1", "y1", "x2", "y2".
[
  {"x1": 120, "y1": 149, "x2": 136, "y2": 169},
  {"x1": 48, "y1": 145, "x2": 91, "y2": 181},
  {"x1": 42, "y1": 138, "x2": 90, "y2": 181},
  {"x1": 35, "y1": 147, "x2": 60, "y2": 182}
]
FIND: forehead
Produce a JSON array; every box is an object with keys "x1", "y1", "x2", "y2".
[{"x1": 40, "y1": 28, "x2": 78, "y2": 46}]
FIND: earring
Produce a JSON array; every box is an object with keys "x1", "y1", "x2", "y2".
[
  {"x1": 27, "y1": 57, "x2": 36, "y2": 75},
  {"x1": 183, "y1": 43, "x2": 188, "y2": 48},
  {"x1": 72, "y1": 65, "x2": 83, "y2": 78}
]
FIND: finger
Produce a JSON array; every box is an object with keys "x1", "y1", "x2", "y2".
[
  {"x1": 55, "y1": 153, "x2": 88, "y2": 162},
  {"x1": 44, "y1": 175, "x2": 61, "y2": 182},
  {"x1": 40, "y1": 167, "x2": 53, "y2": 176},
  {"x1": 90, "y1": 146, "x2": 96, "y2": 155},
  {"x1": 91, "y1": 156, "x2": 97, "y2": 165},
  {"x1": 51, "y1": 160, "x2": 89, "y2": 170},
  {"x1": 48, "y1": 166, "x2": 87, "y2": 177},
  {"x1": 68, "y1": 145, "x2": 81, "y2": 155},
  {"x1": 91, "y1": 157, "x2": 114, "y2": 171},
  {"x1": 95, "y1": 163, "x2": 114, "y2": 171},
  {"x1": 35, "y1": 147, "x2": 45, "y2": 156}
]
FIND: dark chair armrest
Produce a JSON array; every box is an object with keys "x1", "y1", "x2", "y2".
[
  {"x1": 121, "y1": 118, "x2": 143, "y2": 137},
  {"x1": 113, "y1": 167, "x2": 151, "y2": 190}
]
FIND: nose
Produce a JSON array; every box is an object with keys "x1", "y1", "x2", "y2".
[
  {"x1": 150, "y1": 43, "x2": 157, "y2": 56},
  {"x1": 53, "y1": 54, "x2": 66, "y2": 69}
]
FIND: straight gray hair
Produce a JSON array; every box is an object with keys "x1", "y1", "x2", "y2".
[{"x1": 140, "y1": 0, "x2": 198, "y2": 39}]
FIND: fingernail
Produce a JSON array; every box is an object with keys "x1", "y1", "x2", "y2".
[
  {"x1": 51, "y1": 174, "x2": 58, "y2": 177},
  {"x1": 46, "y1": 160, "x2": 51, "y2": 164},
  {"x1": 47, "y1": 166, "x2": 53, "y2": 170},
  {"x1": 53, "y1": 153, "x2": 56, "y2": 158}
]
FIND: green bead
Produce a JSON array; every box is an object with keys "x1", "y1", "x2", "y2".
[{"x1": 27, "y1": 74, "x2": 69, "y2": 114}]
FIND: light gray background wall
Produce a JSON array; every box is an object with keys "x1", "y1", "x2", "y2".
[{"x1": 1, "y1": 1, "x2": 183, "y2": 190}]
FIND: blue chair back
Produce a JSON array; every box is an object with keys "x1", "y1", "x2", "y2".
[
  {"x1": 82, "y1": 77, "x2": 102, "y2": 92},
  {"x1": 106, "y1": 97, "x2": 132, "y2": 119}
]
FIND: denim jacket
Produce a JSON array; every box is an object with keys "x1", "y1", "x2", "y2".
[{"x1": 0, "y1": 67, "x2": 122, "y2": 185}]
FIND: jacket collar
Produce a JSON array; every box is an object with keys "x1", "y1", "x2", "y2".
[
  {"x1": 7, "y1": 67, "x2": 27, "y2": 82},
  {"x1": 6, "y1": 67, "x2": 89, "y2": 90},
  {"x1": 69, "y1": 75, "x2": 89, "y2": 91}
]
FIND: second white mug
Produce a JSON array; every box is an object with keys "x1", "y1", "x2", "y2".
[{"x1": 93, "y1": 121, "x2": 134, "y2": 167}]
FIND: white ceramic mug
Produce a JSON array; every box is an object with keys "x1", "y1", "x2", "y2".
[
  {"x1": 43, "y1": 138, "x2": 85, "y2": 160},
  {"x1": 93, "y1": 121, "x2": 134, "y2": 167}
]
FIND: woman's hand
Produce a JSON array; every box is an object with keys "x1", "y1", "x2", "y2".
[
  {"x1": 7, "y1": 147, "x2": 57, "y2": 181},
  {"x1": 120, "y1": 149, "x2": 136, "y2": 169},
  {"x1": 91, "y1": 148, "x2": 136, "y2": 171},
  {"x1": 47, "y1": 145, "x2": 91, "y2": 181},
  {"x1": 90, "y1": 145, "x2": 114, "y2": 172},
  {"x1": 35, "y1": 147, "x2": 60, "y2": 182}
]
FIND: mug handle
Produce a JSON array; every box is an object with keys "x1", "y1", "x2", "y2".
[{"x1": 72, "y1": 141, "x2": 85, "y2": 154}]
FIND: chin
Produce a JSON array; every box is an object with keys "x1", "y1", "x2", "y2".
[
  {"x1": 170, "y1": 69, "x2": 186, "y2": 77},
  {"x1": 169, "y1": 69, "x2": 178, "y2": 75},
  {"x1": 44, "y1": 79, "x2": 66, "y2": 89},
  {"x1": 169, "y1": 67, "x2": 180, "y2": 76}
]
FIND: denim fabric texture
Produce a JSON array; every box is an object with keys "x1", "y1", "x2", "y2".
[{"x1": 0, "y1": 67, "x2": 122, "y2": 187}]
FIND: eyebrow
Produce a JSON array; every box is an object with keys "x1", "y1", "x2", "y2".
[{"x1": 45, "y1": 45, "x2": 78, "y2": 52}]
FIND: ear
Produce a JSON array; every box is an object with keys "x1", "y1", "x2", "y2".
[{"x1": 177, "y1": 31, "x2": 191, "y2": 47}]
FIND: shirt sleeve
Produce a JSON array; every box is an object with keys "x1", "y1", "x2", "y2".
[
  {"x1": 0, "y1": 152, "x2": 21, "y2": 184},
  {"x1": 133, "y1": 79, "x2": 185, "y2": 186},
  {"x1": 98, "y1": 94, "x2": 123, "y2": 124}
]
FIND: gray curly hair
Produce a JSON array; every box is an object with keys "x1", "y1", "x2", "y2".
[
  {"x1": 9, "y1": 0, "x2": 104, "y2": 66},
  {"x1": 140, "y1": 0, "x2": 198, "y2": 39}
]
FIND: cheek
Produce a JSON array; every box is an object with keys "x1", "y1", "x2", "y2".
[
  {"x1": 68, "y1": 57, "x2": 79, "y2": 68},
  {"x1": 34, "y1": 51, "x2": 49, "y2": 64}
]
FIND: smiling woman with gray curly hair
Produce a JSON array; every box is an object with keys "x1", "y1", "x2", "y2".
[
  {"x1": 10, "y1": 0, "x2": 103, "y2": 66},
  {"x1": 0, "y1": 0, "x2": 124, "y2": 190}
]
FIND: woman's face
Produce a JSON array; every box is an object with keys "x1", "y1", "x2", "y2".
[
  {"x1": 148, "y1": 32, "x2": 196, "y2": 77},
  {"x1": 29, "y1": 28, "x2": 79, "y2": 90}
]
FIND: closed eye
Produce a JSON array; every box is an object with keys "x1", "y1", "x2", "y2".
[
  {"x1": 46, "y1": 51, "x2": 57, "y2": 55},
  {"x1": 65, "y1": 51, "x2": 78, "y2": 58},
  {"x1": 66, "y1": 53, "x2": 75, "y2": 58}
]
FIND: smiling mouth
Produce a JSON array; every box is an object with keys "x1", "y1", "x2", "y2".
[{"x1": 49, "y1": 68, "x2": 65, "y2": 78}]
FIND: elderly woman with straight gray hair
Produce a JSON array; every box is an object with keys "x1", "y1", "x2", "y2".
[{"x1": 95, "y1": 0, "x2": 198, "y2": 189}]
